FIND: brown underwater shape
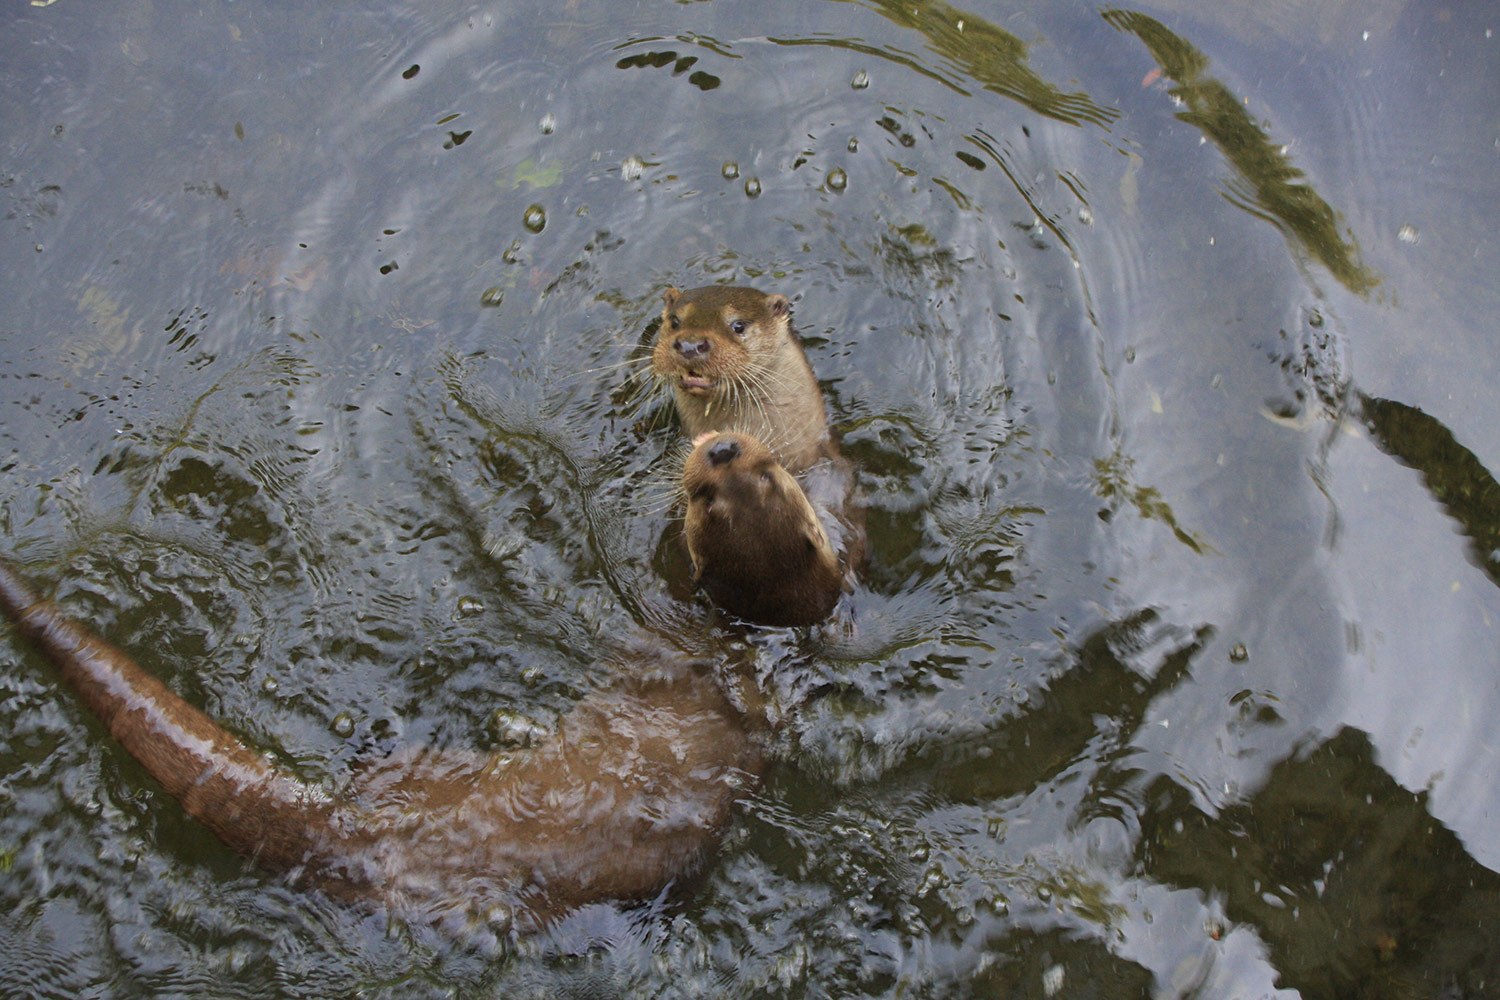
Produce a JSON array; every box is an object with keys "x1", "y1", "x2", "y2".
[{"x1": 0, "y1": 561, "x2": 762, "y2": 938}]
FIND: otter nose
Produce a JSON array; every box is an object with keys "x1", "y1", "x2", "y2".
[
  {"x1": 675, "y1": 337, "x2": 712, "y2": 361},
  {"x1": 707, "y1": 438, "x2": 741, "y2": 466}
]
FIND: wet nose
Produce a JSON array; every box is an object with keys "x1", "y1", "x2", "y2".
[
  {"x1": 707, "y1": 438, "x2": 741, "y2": 466},
  {"x1": 675, "y1": 337, "x2": 712, "y2": 361}
]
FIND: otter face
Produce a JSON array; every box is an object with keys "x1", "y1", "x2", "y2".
[
  {"x1": 653, "y1": 286, "x2": 793, "y2": 400},
  {"x1": 681, "y1": 431, "x2": 841, "y2": 627}
]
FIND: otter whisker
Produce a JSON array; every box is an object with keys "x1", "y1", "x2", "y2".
[
  {"x1": 588, "y1": 355, "x2": 649, "y2": 376},
  {"x1": 621, "y1": 439, "x2": 696, "y2": 516},
  {"x1": 620, "y1": 471, "x2": 686, "y2": 517},
  {"x1": 626, "y1": 488, "x2": 685, "y2": 518},
  {"x1": 738, "y1": 364, "x2": 800, "y2": 419},
  {"x1": 554, "y1": 352, "x2": 652, "y2": 387}
]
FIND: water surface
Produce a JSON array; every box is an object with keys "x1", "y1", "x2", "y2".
[{"x1": 2, "y1": 1, "x2": 1498, "y2": 996}]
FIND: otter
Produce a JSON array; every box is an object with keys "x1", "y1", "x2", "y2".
[
  {"x1": 682, "y1": 431, "x2": 844, "y2": 627},
  {"x1": 654, "y1": 285, "x2": 836, "y2": 476},
  {"x1": 0, "y1": 559, "x2": 763, "y2": 936},
  {"x1": 655, "y1": 286, "x2": 865, "y2": 618},
  {"x1": 0, "y1": 430, "x2": 837, "y2": 934},
  {"x1": 0, "y1": 289, "x2": 863, "y2": 935}
]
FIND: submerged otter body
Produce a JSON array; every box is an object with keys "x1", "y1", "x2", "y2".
[
  {"x1": 657, "y1": 286, "x2": 866, "y2": 617},
  {"x1": 0, "y1": 562, "x2": 761, "y2": 934}
]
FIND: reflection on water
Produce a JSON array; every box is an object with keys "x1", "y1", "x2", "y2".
[
  {"x1": 1140, "y1": 727, "x2": 1500, "y2": 997},
  {"x1": 793, "y1": 0, "x2": 1122, "y2": 127},
  {"x1": 1359, "y1": 393, "x2": 1500, "y2": 588},
  {"x1": 1104, "y1": 8, "x2": 1381, "y2": 295},
  {"x1": 2, "y1": 0, "x2": 1499, "y2": 997}
]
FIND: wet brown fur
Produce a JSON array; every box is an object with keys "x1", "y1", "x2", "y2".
[
  {"x1": 656, "y1": 285, "x2": 866, "y2": 617},
  {"x1": 683, "y1": 432, "x2": 844, "y2": 627},
  {"x1": 0, "y1": 560, "x2": 762, "y2": 936},
  {"x1": 655, "y1": 286, "x2": 835, "y2": 476}
]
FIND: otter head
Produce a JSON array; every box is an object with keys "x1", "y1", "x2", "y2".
[
  {"x1": 653, "y1": 286, "x2": 794, "y2": 401},
  {"x1": 681, "y1": 431, "x2": 843, "y2": 627}
]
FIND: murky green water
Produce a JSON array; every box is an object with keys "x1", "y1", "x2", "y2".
[{"x1": 2, "y1": 0, "x2": 1498, "y2": 996}]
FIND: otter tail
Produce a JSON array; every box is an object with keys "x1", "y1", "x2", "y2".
[{"x1": 0, "y1": 561, "x2": 343, "y2": 879}]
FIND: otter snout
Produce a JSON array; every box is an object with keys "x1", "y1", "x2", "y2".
[
  {"x1": 675, "y1": 337, "x2": 712, "y2": 361},
  {"x1": 707, "y1": 437, "x2": 741, "y2": 466}
]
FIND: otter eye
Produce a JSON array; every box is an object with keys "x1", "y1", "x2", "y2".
[
  {"x1": 729, "y1": 319, "x2": 748, "y2": 336},
  {"x1": 670, "y1": 314, "x2": 681, "y2": 331}
]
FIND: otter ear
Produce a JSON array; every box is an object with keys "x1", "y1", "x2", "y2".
[
  {"x1": 663, "y1": 287, "x2": 682, "y2": 309},
  {"x1": 766, "y1": 293, "x2": 791, "y2": 317}
]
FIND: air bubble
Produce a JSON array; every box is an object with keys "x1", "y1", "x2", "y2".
[
  {"x1": 486, "y1": 904, "x2": 513, "y2": 934},
  {"x1": 743, "y1": 177, "x2": 761, "y2": 198},
  {"x1": 621, "y1": 156, "x2": 645, "y2": 181},
  {"x1": 480, "y1": 287, "x2": 504, "y2": 308},
  {"x1": 522, "y1": 205, "x2": 546, "y2": 233},
  {"x1": 332, "y1": 713, "x2": 355, "y2": 737},
  {"x1": 825, "y1": 168, "x2": 847, "y2": 192},
  {"x1": 851, "y1": 69, "x2": 870, "y2": 90},
  {"x1": 491, "y1": 709, "x2": 548, "y2": 747},
  {"x1": 538, "y1": 113, "x2": 556, "y2": 135},
  {"x1": 721, "y1": 161, "x2": 740, "y2": 180}
]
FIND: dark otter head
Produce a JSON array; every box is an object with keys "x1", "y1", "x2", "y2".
[
  {"x1": 681, "y1": 431, "x2": 842, "y2": 627},
  {"x1": 653, "y1": 286, "x2": 794, "y2": 399}
]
